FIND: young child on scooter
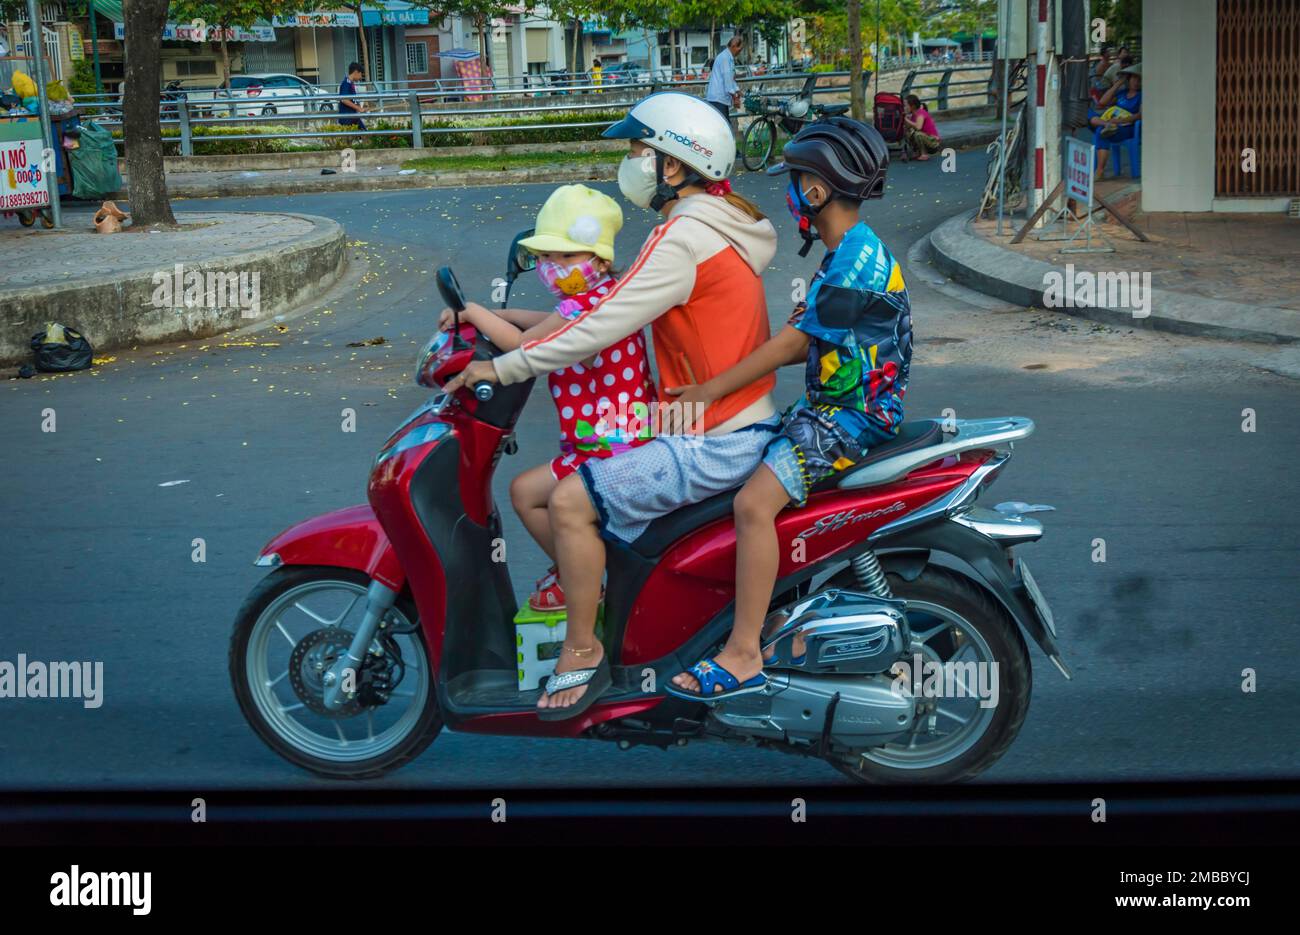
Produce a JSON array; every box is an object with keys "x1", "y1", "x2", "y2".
[
  {"x1": 438, "y1": 184, "x2": 657, "y2": 612},
  {"x1": 665, "y1": 118, "x2": 912, "y2": 701}
]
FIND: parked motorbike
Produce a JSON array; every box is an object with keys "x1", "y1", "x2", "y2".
[
  {"x1": 160, "y1": 80, "x2": 186, "y2": 120},
  {"x1": 230, "y1": 232, "x2": 1069, "y2": 784}
]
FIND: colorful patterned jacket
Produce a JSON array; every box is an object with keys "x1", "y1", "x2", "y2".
[{"x1": 793, "y1": 221, "x2": 912, "y2": 439}]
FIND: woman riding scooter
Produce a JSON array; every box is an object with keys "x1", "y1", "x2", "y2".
[{"x1": 445, "y1": 92, "x2": 781, "y2": 720}]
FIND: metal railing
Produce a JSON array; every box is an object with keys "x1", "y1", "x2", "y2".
[
  {"x1": 900, "y1": 63, "x2": 996, "y2": 111},
  {"x1": 80, "y1": 71, "x2": 856, "y2": 156}
]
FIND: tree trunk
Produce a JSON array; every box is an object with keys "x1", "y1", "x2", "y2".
[
  {"x1": 219, "y1": 33, "x2": 230, "y2": 90},
  {"x1": 357, "y1": 25, "x2": 369, "y2": 77},
  {"x1": 572, "y1": 18, "x2": 581, "y2": 76},
  {"x1": 122, "y1": 0, "x2": 175, "y2": 227},
  {"x1": 847, "y1": 0, "x2": 865, "y2": 121},
  {"x1": 479, "y1": 15, "x2": 493, "y2": 73}
]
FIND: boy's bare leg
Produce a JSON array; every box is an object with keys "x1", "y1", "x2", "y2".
[
  {"x1": 509, "y1": 463, "x2": 559, "y2": 560},
  {"x1": 672, "y1": 466, "x2": 788, "y2": 693},
  {"x1": 538, "y1": 473, "x2": 605, "y2": 710}
]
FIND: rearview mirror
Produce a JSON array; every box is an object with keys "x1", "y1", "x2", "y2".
[
  {"x1": 435, "y1": 266, "x2": 466, "y2": 312},
  {"x1": 507, "y1": 228, "x2": 537, "y2": 283}
]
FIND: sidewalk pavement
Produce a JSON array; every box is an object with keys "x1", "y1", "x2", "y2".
[
  {"x1": 0, "y1": 208, "x2": 346, "y2": 363},
  {"x1": 928, "y1": 182, "x2": 1300, "y2": 345}
]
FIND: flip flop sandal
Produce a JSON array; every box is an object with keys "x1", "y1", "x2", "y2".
[
  {"x1": 664, "y1": 657, "x2": 768, "y2": 703},
  {"x1": 536, "y1": 655, "x2": 612, "y2": 722}
]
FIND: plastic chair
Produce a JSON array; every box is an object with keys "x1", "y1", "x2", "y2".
[{"x1": 1106, "y1": 119, "x2": 1140, "y2": 179}]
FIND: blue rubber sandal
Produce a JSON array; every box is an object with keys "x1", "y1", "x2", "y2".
[
  {"x1": 762, "y1": 646, "x2": 806, "y2": 667},
  {"x1": 664, "y1": 657, "x2": 768, "y2": 703}
]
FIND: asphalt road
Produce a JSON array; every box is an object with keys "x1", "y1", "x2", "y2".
[{"x1": 2, "y1": 154, "x2": 1297, "y2": 790}]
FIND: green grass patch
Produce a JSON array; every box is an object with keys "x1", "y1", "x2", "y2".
[{"x1": 401, "y1": 150, "x2": 622, "y2": 173}]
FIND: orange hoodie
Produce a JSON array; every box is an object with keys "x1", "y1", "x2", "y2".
[{"x1": 493, "y1": 194, "x2": 778, "y2": 435}]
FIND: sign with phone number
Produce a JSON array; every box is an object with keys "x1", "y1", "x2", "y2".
[{"x1": 0, "y1": 138, "x2": 50, "y2": 210}]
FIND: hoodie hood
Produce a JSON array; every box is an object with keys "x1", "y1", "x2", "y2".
[{"x1": 668, "y1": 193, "x2": 777, "y2": 276}]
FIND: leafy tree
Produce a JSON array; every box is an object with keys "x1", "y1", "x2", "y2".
[
  {"x1": 168, "y1": 2, "x2": 326, "y2": 89},
  {"x1": 421, "y1": 1, "x2": 537, "y2": 75}
]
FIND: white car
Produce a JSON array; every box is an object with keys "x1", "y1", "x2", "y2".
[{"x1": 191, "y1": 73, "x2": 326, "y2": 118}]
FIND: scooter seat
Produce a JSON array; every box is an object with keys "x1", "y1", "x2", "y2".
[{"x1": 629, "y1": 420, "x2": 945, "y2": 557}]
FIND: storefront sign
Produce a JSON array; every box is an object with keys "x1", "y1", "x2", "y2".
[
  {"x1": 362, "y1": 9, "x2": 430, "y2": 26},
  {"x1": 113, "y1": 22, "x2": 277, "y2": 42},
  {"x1": 272, "y1": 12, "x2": 361, "y2": 28}
]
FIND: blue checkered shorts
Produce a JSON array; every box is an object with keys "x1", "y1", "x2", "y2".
[
  {"x1": 577, "y1": 417, "x2": 781, "y2": 545},
  {"x1": 763, "y1": 405, "x2": 896, "y2": 507}
]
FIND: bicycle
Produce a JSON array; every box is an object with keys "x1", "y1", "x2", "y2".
[{"x1": 740, "y1": 79, "x2": 851, "y2": 171}]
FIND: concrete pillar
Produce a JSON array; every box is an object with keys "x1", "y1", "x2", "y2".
[{"x1": 1140, "y1": 0, "x2": 1216, "y2": 212}]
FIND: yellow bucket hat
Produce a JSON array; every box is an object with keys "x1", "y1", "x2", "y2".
[{"x1": 518, "y1": 184, "x2": 622, "y2": 262}]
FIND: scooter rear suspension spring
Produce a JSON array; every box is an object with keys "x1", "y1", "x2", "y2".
[{"x1": 852, "y1": 550, "x2": 893, "y2": 599}]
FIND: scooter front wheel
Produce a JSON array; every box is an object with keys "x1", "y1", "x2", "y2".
[{"x1": 230, "y1": 566, "x2": 442, "y2": 780}]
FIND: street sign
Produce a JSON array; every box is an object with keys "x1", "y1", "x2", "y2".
[{"x1": 1065, "y1": 136, "x2": 1093, "y2": 204}]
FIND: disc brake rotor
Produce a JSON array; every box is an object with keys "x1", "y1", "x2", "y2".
[{"x1": 288, "y1": 628, "x2": 363, "y2": 718}]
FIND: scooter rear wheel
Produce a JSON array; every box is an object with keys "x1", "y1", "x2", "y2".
[
  {"x1": 828, "y1": 566, "x2": 1032, "y2": 785},
  {"x1": 230, "y1": 566, "x2": 442, "y2": 780}
]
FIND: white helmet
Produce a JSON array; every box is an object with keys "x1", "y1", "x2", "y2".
[{"x1": 603, "y1": 91, "x2": 736, "y2": 180}]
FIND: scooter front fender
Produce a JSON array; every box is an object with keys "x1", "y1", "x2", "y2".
[{"x1": 257, "y1": 504, "x2": 406, "y2": 593}]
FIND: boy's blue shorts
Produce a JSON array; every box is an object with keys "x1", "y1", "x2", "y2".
[{"x1": 763, "y1": 405, "x2": 897, "y2": 507}]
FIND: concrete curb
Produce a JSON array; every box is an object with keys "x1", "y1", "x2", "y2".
[
  {"x1": 0, "y1": 212, "x2": 347, "y2": 363},
  {"x1": 928, "y1": 209, "x2": 1300, "y2": 345}
]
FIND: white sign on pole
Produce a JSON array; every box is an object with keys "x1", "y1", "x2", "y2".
[
  {"x1": 1065, "y1": 136, "x2": 1093, "y2": 204},
  {"x1": 0, "y1": 136, "x2": 51, "y2": 211}
]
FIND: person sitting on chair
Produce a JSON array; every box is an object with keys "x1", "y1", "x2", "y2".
[{"x1": 1091, "y1": 63, "x2": 1141, "y2": 179}]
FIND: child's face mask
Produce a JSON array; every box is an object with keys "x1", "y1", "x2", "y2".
[
  {"x1": 537, "y1": 258, "x2": 603, "y2": 297},
  {"x1": 786, "y1": 178, "x2": 823, "y2": 255}
]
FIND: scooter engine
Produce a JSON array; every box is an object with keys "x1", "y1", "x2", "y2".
[{"x1": 711, "y1": 589, "x2": 917, "y2": 748}]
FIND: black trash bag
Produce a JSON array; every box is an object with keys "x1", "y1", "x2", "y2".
[{"x1": 30, "y1": 326, "x2": 94, "y2": 373}]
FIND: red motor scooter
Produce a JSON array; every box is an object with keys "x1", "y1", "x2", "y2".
[{"x1": 230, "y1": 232, "x2": 1069, "y2": 783}]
